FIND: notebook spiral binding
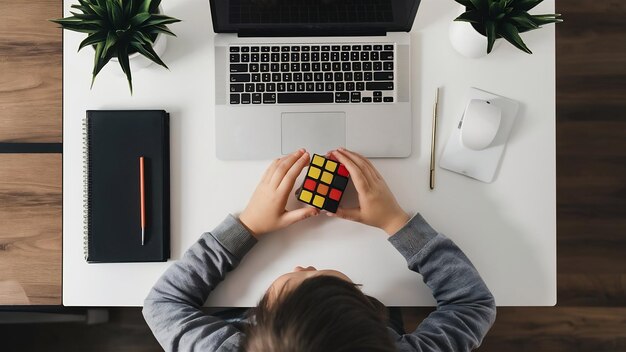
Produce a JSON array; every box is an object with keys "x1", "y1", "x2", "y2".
[{"x1": 82, "y1": 118, "x2": 91, "y2": 260}]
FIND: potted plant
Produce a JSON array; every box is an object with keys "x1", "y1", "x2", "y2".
[
  {"x1": 449, "y1": 0, "x2": 561, "y2": 58},
  {"x1": 51, "y1": 0, "x2": 180, "y2": 93}
]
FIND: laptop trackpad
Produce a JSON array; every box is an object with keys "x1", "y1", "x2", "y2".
[{"x1": 281, "y1": 112, "x2": 346, "y2": 155}]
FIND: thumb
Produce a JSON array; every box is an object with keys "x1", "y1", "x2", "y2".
[
  {"x1": 280, "y1": 207, "x2": 320, "y2": 227},
  {"x1": 332, "y1": 207, "x2": 362, "y2": 222}
]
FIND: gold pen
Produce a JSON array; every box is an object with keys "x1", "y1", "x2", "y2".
[{"x1": 429, "y1": 88, "x2": 439, "y2": 190}]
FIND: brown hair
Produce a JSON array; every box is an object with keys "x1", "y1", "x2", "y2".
[{"x1": 245, "y1": 275, "x2": 395, "y2": 352}]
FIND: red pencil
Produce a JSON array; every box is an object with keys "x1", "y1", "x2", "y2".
[{"x1": 140, "y1": 156, "x2": 145, "y2": 246}]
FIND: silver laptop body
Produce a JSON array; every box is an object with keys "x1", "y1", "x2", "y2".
[{"x1": 211, "y1": 1, "x2": 419, "y2": 160}]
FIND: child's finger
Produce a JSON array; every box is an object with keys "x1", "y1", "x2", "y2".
[
  {"x1": 261, "y1": 158, "x2": 281, "y2": 183},
  {"x1": 280, "y1": 207, "x2": 319, "y2": 227},
  {"x1": 330, "y1": 150, "x2": 370, "y2": 192},
  {"x1": 328, "y1": 207, "x2": 362, "y2": 223},
  {"x1": 278, "y1": 152, "x2": 310, "y2": 193},
  {"x1": 338, "y1": 148, "x2": 380, "y2": 181},
  {"x1": 270, "y1": 149, "x2": 305, "y2": 188}
]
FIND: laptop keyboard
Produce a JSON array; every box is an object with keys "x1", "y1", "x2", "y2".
[{"x1": 229, "y1": 44, "x2": 396, "y2": 105}]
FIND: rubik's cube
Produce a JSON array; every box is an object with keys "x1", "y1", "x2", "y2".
[{"x1": 297, "y1": 154, "x2": 350, "y2": 213}]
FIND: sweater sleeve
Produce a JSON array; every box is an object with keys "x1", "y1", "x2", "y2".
[
  {"x1": 389, "y1": 214, "x2": 497, "y2": 352},
  {"x1": 142, "y1": 214, "x2": 257, "y2": 352}
]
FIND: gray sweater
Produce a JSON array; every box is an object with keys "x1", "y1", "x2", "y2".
[{"x1": 143, "y1": 214, "x2": 496, "y2": 351}]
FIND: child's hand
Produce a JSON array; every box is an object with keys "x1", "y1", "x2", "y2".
[
  {"x1": 239, "y1": 149, "x2": 320, "y2": 238},
  {"x1": 328, "y1": 148, "x2": 410, "y2": 235}
]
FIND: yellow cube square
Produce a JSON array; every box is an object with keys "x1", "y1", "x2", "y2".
[
  {"x1": 320, "y1": 171, "x2": 333, "y2": 184},
  {"x1": 325, "y1": 160, "x2": 337, "y2": 172},
  {"x1": 308, "y1": 166, "x2": 321, "y2": 179},
  {"x1": 312, "y1": 155, "x2": 326, "y2": 167},
  {"x1": 312, "y1": 195, "x2": 325, "y2": 208},
  {"x1": 299, "y1": 190, "x2": 313, "y2": 203}
]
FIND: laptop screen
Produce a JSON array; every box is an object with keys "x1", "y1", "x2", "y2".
[{"x1": 210, "y1": 0, "x2": 420, "y2": 35}]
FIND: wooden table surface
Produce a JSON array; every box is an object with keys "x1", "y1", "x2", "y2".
[{"x1": 1, "y1": 0, "x2": 625, "y2": 350}]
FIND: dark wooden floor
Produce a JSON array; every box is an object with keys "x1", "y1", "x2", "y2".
[{"x1": 1, "y1": 0, "x2": 625, "y2": 351}]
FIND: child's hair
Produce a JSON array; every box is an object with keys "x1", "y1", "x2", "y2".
[{"x1": 245, "y1": 275, "x2": 395, "y2": 352}]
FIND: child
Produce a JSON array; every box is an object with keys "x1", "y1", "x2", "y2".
[{"x1": 143, "y1": 148, "x2": 496, "y2": 352}]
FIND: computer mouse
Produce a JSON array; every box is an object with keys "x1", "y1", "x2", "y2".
[{"x1": 460, "y1": 99, "x2": 502, "y2": 150}]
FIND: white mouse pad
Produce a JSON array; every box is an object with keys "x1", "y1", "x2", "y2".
[
  {"x1": 440, "y1": 88, "x2": 520, "y2": 183},
  {"x1": 281, "y1": 112, "x2": 346, "y2": 155}
]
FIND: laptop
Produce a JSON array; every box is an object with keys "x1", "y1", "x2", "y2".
[{"x1": 210, "y1": 0, "x2": 420, "y2": 160}]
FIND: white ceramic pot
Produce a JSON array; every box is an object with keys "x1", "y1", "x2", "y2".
[{"x1": 449, "y1": 6, "x2": 501, "y2": 58}]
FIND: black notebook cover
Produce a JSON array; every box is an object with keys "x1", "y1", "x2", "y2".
[{"x1": 84, "y1": 110, "x2": 170, "y2": 263}]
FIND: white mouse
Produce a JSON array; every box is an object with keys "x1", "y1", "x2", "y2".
[{"x1": 460, "y1": 99, "x2": 502, "y2": 150}]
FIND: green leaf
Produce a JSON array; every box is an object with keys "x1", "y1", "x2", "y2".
[
  {"x1": 454, "y1": 10, "x2": 482, "y2": 24},
  {"x1": 78, "y1": 31, "x2": 107, "y2": 51},
  {"x1": 469, "y1": 0, "x2": 487, "y2": 11},
  {"x1": 141, "y1": 14, "x2": 181, "y2": 27},
  {"x1": 530, "y1": 13, "x2": 562, "y2": 26},
  {"x1": 513, "y1": 0, "x2": 542, "y2": 11},
  {"x1": 130, "y1": 13, "x2": 151, "y2": 27},
  {"x1": 130, "y1": 41, "x2": 168, "y2": 69},
  {"x1": 117, "y1": 45, "x2": 133, "y2": 94},
  {"x1": 91, "y1": 42, "x2": 113, "y2": 89},
  {"x1": 100, "y1": 31, "x2": 118, "y2": 59},
  {"x1": 148, "y1": 24, "x2": 176, "y2": 37},
  {"x1": 498, "y1": 22, "x2": 532, "y2": 53},
  {"x1": 510, "y1": 13, "x2": 539, "y2": 32},
  {"x1": 150, "y1": 0, "x2": 162, "y2": 14},
  {"x1": 88, "y1": 3, "x2": 107, "y2": 19},
  {"x1": 110, "y1": 0, "x2": 124, "y2": 29},
  {"x1": 140, "y1": 0, "x2": 151, "y2": 13},
  {"x1": 485, "y1": 20, "x2": 497, "y2": 53}
]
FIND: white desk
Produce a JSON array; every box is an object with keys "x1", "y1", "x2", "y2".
[{"x1": 63, "y1": 0, "x2": 556, "y2": 306}]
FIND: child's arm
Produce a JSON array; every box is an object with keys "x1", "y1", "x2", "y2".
[
  {"x1": 143, "y1": 150, "x2": 318, "y2": 352},
  {"x1": 388, "y1": 214, "x2": 496, "y2": 352},
  {"x1": 142, "y1": 215, "x2": 255, "y2": 351},
  {"x1": 330, "y1": 149, "x2": 496, "y2": 352}
]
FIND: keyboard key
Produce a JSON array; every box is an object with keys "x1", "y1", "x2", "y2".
[
  {"x1": 312, "y1": 45, "x2": 320, "y2": 51},
  {"x1": 251, "y1": 46, "x2": 259, "y2": 52},
  {"x1": 351, "y1": 92, "x2": 361, "y2": 102},
  {"x1": 302, "y1": 53, "x2": 310, "y2": 61},
  {"x1": 342, "y1": 62, "x2": 351, "y2": 71},
  {"x1": 324, "y1": 72, "x2": 333, "y2": 81},
  {"x1": 297, "y1": 83, "x2": 305, "y2": 91},
  {"x1": 278, "y1": 93, "x2": 334, "y2": 104},
  {"x1": 356, "y1": 82, "x2": 365, "y2": 91},
  {"x1": 315, "y1": 82, "x2": 324, "y2": 91},
  {"x1": 262, "y1": 73, "x2": 271, "y2": 82},
  {"x1": 361, "y1": 52, "x2": 369, "y2": 61},
  {"x1": 271, "y1": 53, "x2": 280, "y2": 62},
  {"x1": 344, "y1": 72, "x2": 353, "y2": 81},
  {"x1": 325, "y1": 82, "x2": 334, "y2": 91},
  {"x1": 332, "y1": 45, "x2": 340, "y2": 51},
  {"x1": 380, "y1": 51, "x2": 394, "y2": 60},
  {"x1": 384, "y1": 45, "x2": 393, "y2": 50},
  {"x1": 374, "y1": 72, "x2": 394, "y2": 80},
  {"x1": 334, "y1": 72, "x2": 344, "y2": 81},
  {"x1": 312, "y1": 63, "x2": 321, "y2": 71},
  {"x1": 281, "y1": 46, "x2": 290, "y2": 52},
  {"x1": 322, "y1": 45, "x2": 330, "y2": 51},
  {"x1": 271, "y1": 63, "x2": 280, "y2": 72},
  {"x1": 261, "y1": 63, "x2": 269, "y2": 72},
  {"x1": 302, "y1": 46, "x2": 310, "y2": 51},
  {"x1": 272, "y1": 73, "x2": 281, "y2": 81},
  {"x1": 332, "y1": 63, "x2": 341, "y2": 71},
  {"x1": 304, "y1": 73, "x2": 313, "y2": 81},
  {"x1": 230, "y1": 84, "x2": 244, "y2": 92},
  {"x1": 241, "y1": 46, "x2": 250, "y2": 52},
  {"x1": 342, "y1": 45, "x2": 350, "y2": 51},
  {"x1": 321, "y1": 52, "x2": 330, "y2": 61},
  {"x1": 230, "y1": 74, "x2": 250, "y2": 82},
  {"x1": 371, "y1": 52, "x2": 379, "y2": 61},
  {"x1": 281, "y1": 53, "x2": 289, "y2": 62},
  {"x1": 241, "y1": 54, "x2": 250, "y2": 62},
  {"x1": 336, "y1": 82, "x2": 345, "y2": 91},
  {"x1": 306, "y1": 83, "x2": 314, "y2": 91},
  {"x1": 366, "y1": 82, "x2": 394, "y2": 90},
  {"x1": 374, "y1": 45, "x2": 382, "y2": 51},
  {"x1": 277, "y1": 83, "x2": 286, "y2": 92},
  {"x1": 322, "y1": 63, "x2": 331, "y2": 71},
  {"x1": 230, "y1": 54, "x2": 240, "y2": 63},
  {"x1": 245, "y1": 83, "x2": 255, "y2": 92},
  {"x1": 230, "y1": 64, "x2": 247, "y2": 72},
  {"x1": 374, "y1": 97, "x2": 382, "y2": 102},
  {"x1": 363, "y1": 62, "x2": 372, "y2": 70},
  {"x1": 252, "y1": 93, "x2": 262, "y2": 104},
  {"x1": 291, "y1": 53, "x2": 300, "y2": 61},
  {"x1": 287, "y1": 83, "x2": 296, "y2": 91},
  {"x1": 364, "y1": 72, "x2": 372, "y2": 81},
  {"x1": 252, "y1": 74, "x2": 260, "y2": 82},
  {"x1": 351, "y1": 52, "x2": 359, "y2": 61},
  {"x1": 383, "y1": 62, "x2": 394, "y2": 71},
  {"x1": 331, "y1": 52, "x2": 339, "y2": 61},
  {"x1": 294, "y1": 73, "x2": 303, "y2": 81},
  {"x1": 241, "y1": 93, "x2": 251, "y2": 104},
  {"x1": 383, "y1": 97, "x2": 394, "y2": 102},
  {"x1": 373, "y1": 62, "x2": 382, "y2": 71},
  {"x1": 263, "y1": 93, "x2": 276, "y2": 103},
  {"x1": 261, "y1": 53, "x2": 269, "y2": 62},
  {"x1": 362, "y1": 96, "x2": 372, "y2": 102},
  {"x1": 256, "y1": 83, "x2": 265, "y2": 92},
  {"x1": 352, "y1": 62, "x2": 362, "y2": 71},
  {"x1": 267, "y1": 83, "x2": 276, "y2": 92},
  {"x1": 341, "y1": 52, "x2": 349, "y2": 61},
  {"x1": 271, "y1": 46, "x2": 280, "y2": 52},
  {"x1": 335, "y1": 92, "x2": 349, "y2": 103},
  {"x1": 302, "y1": 63, "x2": 311, "y2": 71},
  {"x1": 250, "y1": 64, "x2": 259, "y2": 72},
  {"x1": 261, "y1": 46, "x2": 270, "y2": 52},
  {"x1": 283, "y1": 73, "x2": 292, "y2": 82},
  {"x1": 354, "y1": 72, "x2": 363, "y2": 81},
  {"x1": 346, "y1": 82, "x2": 355, "y2": 91},
  {"x1": 363, "y1": 45, "x2": 372, "y2": 51},
  {"x1": 373, "y1": 91, "x2": 382, "y2": 97},
  {"x1": 314, "y1": 73, "x2": 323, "y2": 81},
  {"x1": 291, "y1": 46, "x2": 300, "y2": 52},
  {"x1": 230, "y1": 94, "x2": 240, "y2": 104},
  {"x1": 230, "y1": 47, "x2": 239, "y2": 52},
  {"x1": 291, "y1": 63, "x2": 300, "y2": 71},
  {"x1": 352, "y1": 45, "x2": 361, "y2": 51},
  {"x1": 281, "y1": 63, "x2": 289, "y2": 71}
]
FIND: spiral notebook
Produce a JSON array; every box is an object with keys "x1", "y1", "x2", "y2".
[{"x1": 84, "y1": 110, "x2": 170, "y2": 263}]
